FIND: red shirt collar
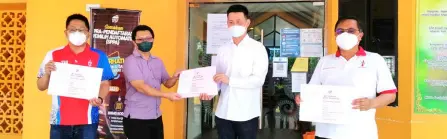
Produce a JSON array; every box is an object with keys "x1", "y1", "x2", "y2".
[
  {"x1": 335, "y1": 46, "x2": 367, "y2": 57},
  {"x1": 63, "y1": 43, "x2": 91, "y2": 55}
]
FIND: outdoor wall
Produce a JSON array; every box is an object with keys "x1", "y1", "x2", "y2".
[
  {"x1": 0, "y1": 0, "x2": 25, "y2": 3},
  {"x1": 22, "y1": 0, "x2": 186, "y2": 139},
  {"x1": 0, "y1": 2, "x2": 26, "y2": 139},
  {"x1": 374, "y1": 0, "x2": 414, "y2": 138},
  {"x1": 325, "y1": 0, "x2": 338, "y2": 54}
]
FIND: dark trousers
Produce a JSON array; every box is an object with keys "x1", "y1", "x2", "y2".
[
  {"x1": 215, "y1": 116, "x2": 259, "y2": 139},
  {"x1": 50, "y1": 124, "x2": 98, "y2": 139},
  {"x1": 123, "y1": 116, "x2": 164, "y2": 139},
  {"x1": 315, "y1": 136, "x2": 329, "y2": 139}
]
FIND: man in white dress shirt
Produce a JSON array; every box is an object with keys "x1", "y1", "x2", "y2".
[
  {"x1": 200, "y1": 4, "x2": 269, "y2": 139},
  {"x1": 295, "y1": 17, "x2": 397, "y2": 139}
]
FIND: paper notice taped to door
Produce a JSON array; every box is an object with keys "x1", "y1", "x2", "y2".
[{"x1": 291, "y1": 58, "x2": 309, "y2": 72}]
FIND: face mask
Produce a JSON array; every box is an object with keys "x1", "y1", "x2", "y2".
[
  {"x1": 229, "y1": 25, "x2": 247, "y2": 37},
  {"x1": 336, "y1": 32, "x2": 359, "y2": 50},
  {"x1": 137, "y1": 41, "x2": 153, "y2": 52},
  {"x1": 68, "y1": 31, "x2": 87, "y2": 46}
]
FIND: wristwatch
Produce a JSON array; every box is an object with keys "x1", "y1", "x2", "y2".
[{"x1": 98, "y1": 97, "x2": 104, "y2": 104}]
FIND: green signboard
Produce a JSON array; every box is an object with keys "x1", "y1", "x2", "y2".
[{"x1": 415, "y1": 0, "x2": 447, "y2": 113}]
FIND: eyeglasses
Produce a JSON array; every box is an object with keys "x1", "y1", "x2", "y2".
[
  {"x1": 335, "y1": 28, "x2": 360, "y2": 35},
  {"x1": 136, "y1": 38, "x2": 154, "y2": 42}
]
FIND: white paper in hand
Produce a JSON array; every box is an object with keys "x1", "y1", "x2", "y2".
[
  {"x1": 47, "y1": 62, "x2": 103, "y2": 100},
  {"x1": 177, "y1": 66, "x2": 218, "y2": 98},
  {"x1": 299, "y1": 84, "x2": 359, "y2": 124}
]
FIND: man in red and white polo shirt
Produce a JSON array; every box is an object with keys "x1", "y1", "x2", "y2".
[
  {"x1": 295, "y1": 17, "x2": 397, "y2": 139},
  {"x1": 36, "y1": 14, "x2": 114, "y2": 139}
]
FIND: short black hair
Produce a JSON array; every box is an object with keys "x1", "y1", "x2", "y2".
[
  {"x1": 131, "y1": 25, "x2": 155, "y2": 41},
  {"x1": 66, "y1": 14, "x2": 90, "y2": 30},
  {"x1": 335, "y1": 16, "x2": 363, "y2": 32},
  {"x1": 227, "y1": 4, "x2": 249, "y2": 19}
]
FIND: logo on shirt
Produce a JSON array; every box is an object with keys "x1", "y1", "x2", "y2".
[
  {"x1": 109, "y1": 86, "x2": 120, "y2": 92},
  {"x1": 359, "y1": 60, "x2": 366, "y2": 68},
  {"x1": 88, "y1": 59, "x2": 92, "y2": 67},
  {"x1": 61, "y1": 60, "x2": 68, "y2": 64}
]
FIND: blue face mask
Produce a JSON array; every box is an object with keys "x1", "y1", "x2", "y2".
[{"x1": 137, "y1": 41, "x2": 153, "y2": 52}]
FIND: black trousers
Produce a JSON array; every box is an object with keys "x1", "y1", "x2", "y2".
[
  {"x1": 215, "y1": 116, "x2": 259, "y2": 139},
  {"x1": 123, "y1": 116, "x2": 164, "y2": 139}
]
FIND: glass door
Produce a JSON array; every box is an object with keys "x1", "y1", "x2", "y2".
[{"x1": 186, "y1": 1, "x2": 325, "y2": 139}]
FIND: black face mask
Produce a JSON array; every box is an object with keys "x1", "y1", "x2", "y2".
[{"x1": 137, "y1": 41, "x2": 153, "y2": 52}]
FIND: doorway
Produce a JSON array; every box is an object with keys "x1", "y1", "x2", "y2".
[{"x1": 186, "y1": 1, "x2": 325, "y2": 139}]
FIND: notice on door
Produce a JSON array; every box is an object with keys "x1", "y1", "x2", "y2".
[
  {"x1": 273, "y1": 57, "x2": 288, "y2": 77},
  {"x1": 300, "y1": 28, "x2": 323, "y2": 57},
  {"x1": 206, "y1": 14, "x2": 232, "y2": 54},
  {"x1": 280, "y1": 28, "x2": 300, "y2": 57}
]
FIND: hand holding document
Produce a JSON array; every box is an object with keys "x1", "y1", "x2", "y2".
[
  {"x1": 177, "y1": 66, "x2": 218, "y2": 98},
  {"x1": 47, "y1": 62, "x2": 103, "y2": 100},
  {"x1": 299, "y1": 84, "x2": 360, "y2": 124}
]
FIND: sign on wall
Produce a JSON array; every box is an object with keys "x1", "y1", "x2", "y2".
[
  {"x1": 91, "y1": 8, "x2": 141, "y2": 138},
  {"x1": 415, "y1": 0, "x2": 447, "y2": 113},
  {"x1": 280, "y1": 28, "x2": 300, "y2": 57},
  {"x1": 279, "y1": 28, "x2": 323, "y2": 57}
]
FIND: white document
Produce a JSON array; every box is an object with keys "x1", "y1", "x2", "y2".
[
  {"x1": 177, "y1": 66, "x2": 218, "y2": 98},
  {"x1": 273, "y1": 57, "x2": 288, "y2": 77},
  {"x1": 48, "y1": 62, "x2": 103, "y2": 100},
  {"x1": 211, "y1": 55, "x2": 218, "y2": 66},
  {"x1": 300, "y1": 28, "x2": 323, "y2": 57},
  {"x1": 206, "y1": 14, "x2": 232, "y2": 54},
  {"x1": 292, "y1": 72, "x2": 307, "y2": 92},
  {"x1": 299, "y1": 84, "x2": 360, "y2": 124}
]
